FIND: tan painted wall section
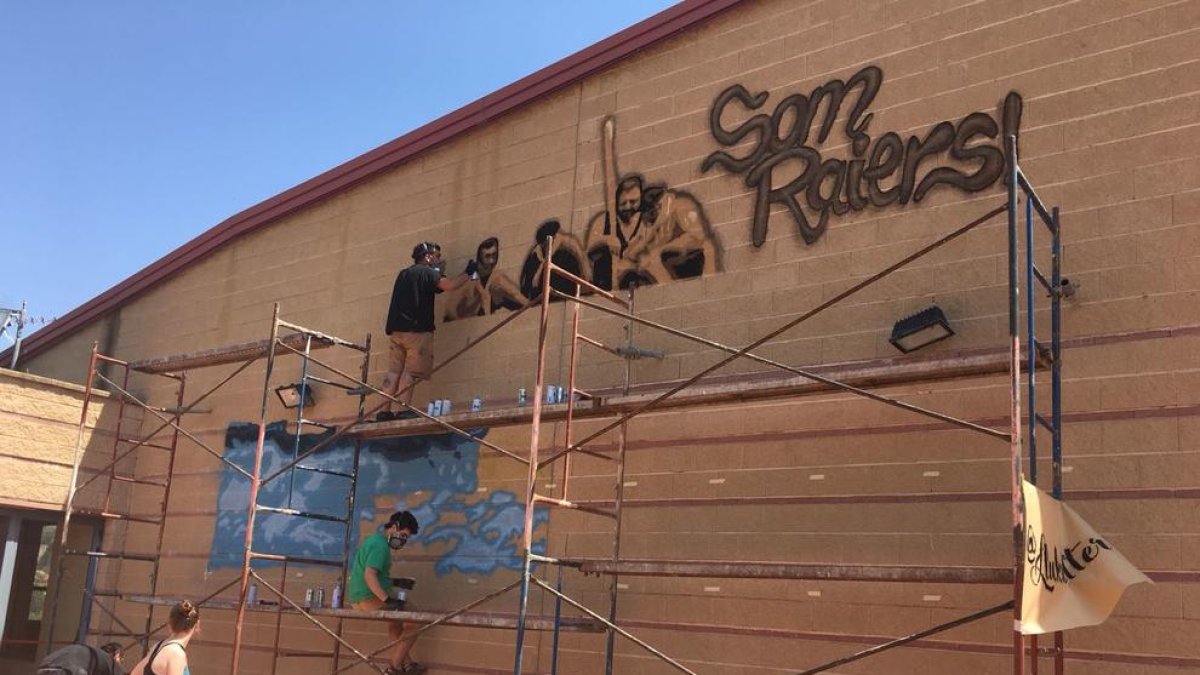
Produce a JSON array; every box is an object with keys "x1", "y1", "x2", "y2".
[{"x1": 0, "y1": 369, "x2": 128, "y2": 510}]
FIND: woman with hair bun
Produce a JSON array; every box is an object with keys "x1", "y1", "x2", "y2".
[{"x1": 129, "y1": 600, "x2": 199, "y2": 675}]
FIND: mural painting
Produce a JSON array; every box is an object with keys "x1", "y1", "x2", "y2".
[
  {"x1": 208, "y1": 422, "x2": 548, "y2": 576},
  {"x1": 702, "y1": 65, "x2": 1024, "y2": 246},
  {"x1": 584, "y1": 117, "x2": 722, "y2": 290},
  {"x1": 442, "y1": 117, "x2": 723, "y2": 321},
  {"x1": 518, "y1": 219, "x2": 591, "y2": 302},
  {"x1": 443, "y1": 237, "x2": 527, "y2": 322}
]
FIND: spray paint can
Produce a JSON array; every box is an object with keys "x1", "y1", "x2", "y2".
[
  {"x1": 471, "y1": 396, "x2": 482, "y2": 412},
  {"x1": 426, "y1": 400, "x2": 437, "y2": 416},
  {"x1": 246, "y1": 582, "x2": 258, "y2": 606},
  {"x1": 441, "y1": 399, "x2": 452, "y2": 415},
  {"x1": 517, "y1": 388, "x2": 527, "y2": 406},
  {"x1": 315, "y1": 587, "x2": 325, "y2": 609},
  {"x1": 431, "y1": 399, "x2": 443, "y2": 416},
  {"x1": 303, "y1": 588, "x2": 314, "y2": 609},
  {"x1": 331, "y1": 582, "x2": 342, "y2": 609}
]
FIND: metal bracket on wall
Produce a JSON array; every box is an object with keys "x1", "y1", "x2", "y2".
[{"x1": 613, "y1": 344, "x2": 665, "y2": 360}]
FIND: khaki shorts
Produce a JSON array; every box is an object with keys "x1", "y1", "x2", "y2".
[
  {"x1": 388, "y1": 331, "x2": 434, "y2": 380},
  {"x1": 353, "y1": 597, "x2": 406, "y2": 637},
  {"x1": 353, "y1": 597, "x2": 386, "y2": 611}
]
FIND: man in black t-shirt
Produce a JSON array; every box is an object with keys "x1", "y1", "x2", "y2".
[
  {"x1": 37, "y1": 641, "x2": 124, "y2": 675},
  {"x1": 378, "y1": 241, "x2": 473, "y2": 421}
]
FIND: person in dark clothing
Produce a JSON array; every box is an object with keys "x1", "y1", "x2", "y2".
[
  {"x1": 378, "y1": 241, "x2": 473, "y2": 421},
  {"x1": 36, "y1": 641, "x2": 124, "y2": 675}
]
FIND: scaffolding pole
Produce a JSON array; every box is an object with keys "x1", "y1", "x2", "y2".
[{"x1": 47, "y1": 343, "x2": 186, "y2": 656}]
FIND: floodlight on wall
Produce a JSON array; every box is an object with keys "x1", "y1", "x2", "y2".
[
  {"x1": 275, "y1": 382, "x2": 315, "y2": 409},
  {"x1": 889, "y1": 305, "x2": 955, "y2": 353}
]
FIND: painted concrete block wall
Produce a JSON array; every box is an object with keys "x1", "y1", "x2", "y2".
[
  {"x1": 0, "y1": 369, "x2": 136, "y2": 662},
  {"x1": 0, "y1": 369, "x2": 126, "y2": 511},
  {"x1": 17, "y1": 0, "x2": 1200, "y2": 672}
]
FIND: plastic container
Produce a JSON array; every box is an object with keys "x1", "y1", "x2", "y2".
[{"x1": 247, "y1": 582, "x2": 258, "y2": 606}]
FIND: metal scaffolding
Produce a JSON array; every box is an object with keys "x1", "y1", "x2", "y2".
[
  {"x1": 47, "y1": 347, "x2": 186, "y2": 654},
  {"x1": 48, "y1": 137, "x2": 1081, "y2": 674}
]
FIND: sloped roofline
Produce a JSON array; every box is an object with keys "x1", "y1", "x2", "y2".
[{"x1": 6, "y1": 0, "x2": 740, "y2": 367}]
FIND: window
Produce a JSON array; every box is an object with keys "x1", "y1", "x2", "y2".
[{"x1": 27, "y1": 524, "x2": 55, "y2": 621}]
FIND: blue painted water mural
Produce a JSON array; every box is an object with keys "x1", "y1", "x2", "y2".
[{"x1": 207, "y1": 422, "x2": 547, "y2": 575}]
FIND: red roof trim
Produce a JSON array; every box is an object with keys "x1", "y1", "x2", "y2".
[{"x1": 6, "y1": 0, "x2": 741, "y2": 367}]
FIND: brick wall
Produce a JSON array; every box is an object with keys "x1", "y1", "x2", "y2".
[
  {"x1": 0, "y1": 369, "x2": 122, "y2": 510},
  {"x1": 19, "y1": 0, "x2": 1200, "y2": 672}
]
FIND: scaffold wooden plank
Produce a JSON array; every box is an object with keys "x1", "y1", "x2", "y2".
[
  {"x1": 353, "y1": 399, "x2": 598, "y2": 439},
  {"x1": 130, "y1": 332, "x2": 343, "y2": 373},
  {"x1": 570, "y1": 559, "x2": 1013, "y2": 584},
  {"x1": 122, "y1": 594, "x2": 603, "y2": 631},
  {"x1": 354, "y1": 348, "x2": 1019, "y2": 439}
]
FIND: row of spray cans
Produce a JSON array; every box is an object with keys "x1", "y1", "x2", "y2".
[
  {"x1": 421, "y1": 388, "x2": 569, "y2": 414},
  {"x1": 515, "y1": 385, "x2": 568, "y2": 406},
  {"x1": 244, "y1": 581, "x2": 342, "y2": 609},
  {"x1": 427, "y1": 396, "x2": 486, "y2": 416},
  {"x1": 302, "y1": 583, "x2": 342, "y2": 609}
]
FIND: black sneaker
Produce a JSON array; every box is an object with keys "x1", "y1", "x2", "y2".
[
  {"x1": 401, "y1": 663, "x2": 427, "y2": 675},
  {"x1": 375, "y1": 410, "x2": 397, "y2": 422},
  {"x1": 396, "y1": 410, "x2": 420, "y2": 420}
]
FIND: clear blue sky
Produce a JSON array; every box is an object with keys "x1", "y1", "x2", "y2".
[{"x1": 0, "y1": 0, "x2": 678, "y2": 336}]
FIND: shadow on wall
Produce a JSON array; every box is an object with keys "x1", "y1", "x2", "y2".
[{"x1": 208, "y1": 423, "x2": 547, "y2": 576}]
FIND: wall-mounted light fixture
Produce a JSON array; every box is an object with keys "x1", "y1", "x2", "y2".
[
  {"x1": 275, "y1": 382, "x2": 315, "y2": 409},
  {"x1": 889, "y1": 305, "x2": 955, "y2": 353}
]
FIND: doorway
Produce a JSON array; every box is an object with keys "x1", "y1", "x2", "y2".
[{"x1": 0, "y1": 516, "x2": 57, "y2": 661}]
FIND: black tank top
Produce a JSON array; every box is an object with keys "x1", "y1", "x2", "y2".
[{"x1": 145, "y1": 639, "x2": 188, "y2": 675}]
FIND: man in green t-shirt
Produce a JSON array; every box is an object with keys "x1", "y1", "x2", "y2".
[{"x1": 348, "y1": 510, "x2": 424, "y2": 675}]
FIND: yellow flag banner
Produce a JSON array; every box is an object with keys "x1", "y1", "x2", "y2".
[{"x1": 1020, "y1": 479, "x2": 1151, "y2": 634}]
